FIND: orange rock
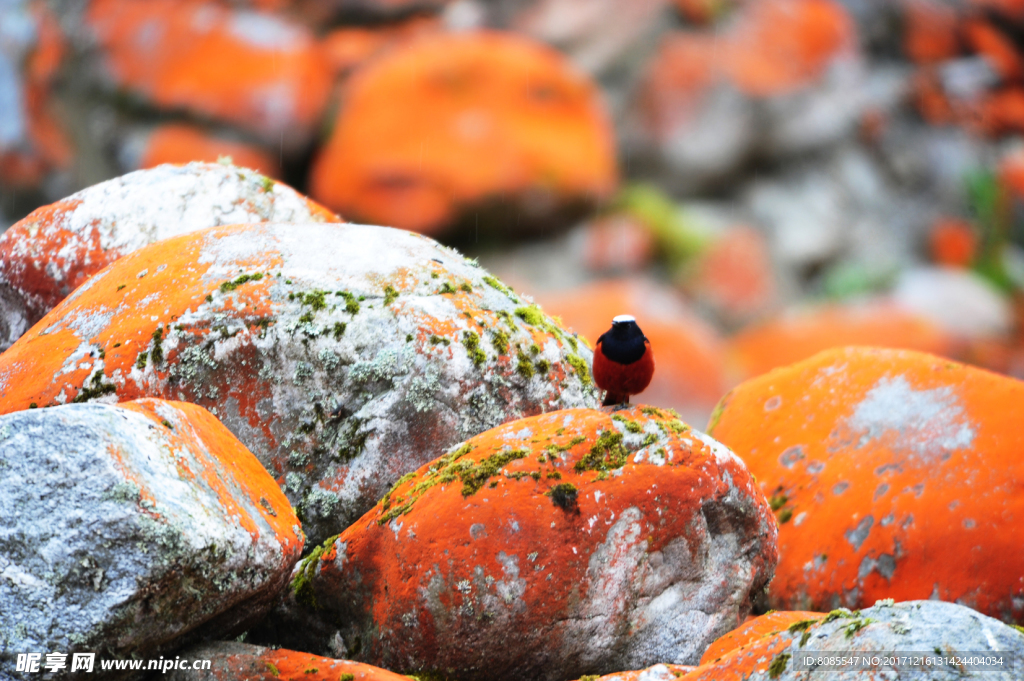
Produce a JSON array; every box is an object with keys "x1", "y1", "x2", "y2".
[
  {"x1": 724, "y1": 0, "x2": 856, "y2": 97},
  {"x1": 166, "y1": 642, "x2": 411, "y2": 680},
  {"x1": 0, "y1": 163, "x2": 338, "y2": 349},
  {"x1": 538, "y1": 278, "x2": 728, "y2": 421},
  {"x1": 965, "y1": 18, "x2": 1023, "y2": 81},
  {"x1": 911, "y1": 68, "x2": 957, "y2": 126},
  {"x1": 137, "y1": 124, "x2": 280, "y2": 178},
  {"x1": 727, "y1": 302, "x2": 953, "y2": 381},
  {"x1": 977, "y1": 87, "x2": 1024, "y2": 136},
  {"x1": 263, "y1": 406, "x2": 777, "y2": 678},
  {"x1": 320, "y1": 17, "x2": 441, "y2": 78},
  {"x1": 0, "y1": 221, "x2": 598, "y2": 545},
  {"x1": 903, "y1": 0, "x2": 961, "y2": 64},
  {"x1": 85, "y1": 0, "x2": 332, "y2": 147},
  {"x1": 708, "y1": 347, "x2": 1024, "y2": 618},
  {"x1": 699, "y1": 610, "x2": 823, "y2": 663},
  {"x1": 686, "y1": 225, "x2": 776, "y2": 325},
  {"x1": 309, "y1": 31, "x2": 617, "y2": 235},
  {"x1": 928, "y1": 218, "x2": 977, "y2": 267}
]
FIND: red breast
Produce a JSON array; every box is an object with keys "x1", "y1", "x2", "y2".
[{"x1": 594, "y1": 338, "x2": 655, "y2": 397}]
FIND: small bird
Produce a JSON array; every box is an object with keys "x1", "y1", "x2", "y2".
[{"x1": 593, "y1": 315, "x2": 654, "y2": 406}]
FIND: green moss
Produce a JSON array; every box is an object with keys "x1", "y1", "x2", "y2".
[
  {"x1": 547, "y1": 482, "x2": 578, "y2": 511},
  {"x1": 575, "y1": 431, "x2": 628, "y2": 472},
  {"x1": 378, "y1": 444, "x2": 478, "y2": 524},
  {"x1": 340, "y1": 675, "x2": 354, "y2": 681},
  {"x1": 219, "y1": 272, "x2": 264, "y2": 293},
  {"x1": 460, "y1": 449, "x2": 528, "y2": 496},
  {"x1": 769, "y1": 494, "x2": 788, "y2": 511},
  {"x1": 534, "y1": 359, "x2": 550, "y2": 375},
  {"x1": 333, "y1": 322, "x2": 346, "y2": 340},
  {"x1": 72, "y1": 370, "x2": 118, "y2": 403},
  {"x1": 266, "y1": 662, "x2": 280, "y2": 677},
  {"x1": 116, "y1": 284, "x2": 126, "y2": 291},
  {"x1": 579, "y1": 676, "x2": 599, "y2": 681},
  {"x1": 706, "y1": 391, "x2": 732, "y2": 433},
  {"x1": 514, "y1": 304, "x2": 545, "y2": 326},
  {"x1": 28, "y1": 403, "x2": 37, "y2": 409},
  {"x1": 612, "y1": 415, "x2": 643, "y2": 433},
  {"x1": 516, "y1": 350, "x2": 534, "y2": 379},
  {"x1": 496, "y1": 309, "x2": 518, "y2": 332},
  {"x1": 339, "y1": 291, "x2": 360, "y2": 314},
  {"x1": 459, "y1": 282, "x2": 473, "y2": 293},
  {"x1": 384, "y1": 285, "x2": 399, "y2": 306},
  {"x1": 289, "y1": 536, "x2": 339, "y2": 610},
  {"x1": 844, "y1": 617, "x2": 875, "y2": 639},
  {"x1": 463, "y1": 331, "x2": 486, "y2": 367},
  {"x1": 150, "y1": 327, "x2": 164, "y2": 365},
  {"x1": 778, "y1": 508, "x2": 793, "y2": 524},
  {"x1": 482, "y1": 275, "x2": 510, "y2": 295},
  {"x1": 260, "y1": 175, "x2": 274, "y2": 193},
  {"x1": 299, "y1": 311, "x2": 314, "y2": 324},
  {"x1": 438, "y1": 282, "x2": 456, "y2": 294},
  {"x1": 1012, "y1": 624, "x2": 1024, "y2": 636},
  {"x1": 429, "y1": 335, "x2": 450, "y2": 346},
  {"x1": 205, "y1": 294, "x2": 213, "y2": 303},
  {"x1": 768, "y1": 653, "x2": 790, "y2": 679},
  {"x1": 788, "y1": 617, "x2": 820, "y2": 647},
  {"x1": 546, "y1": 471, "x2": 562, "y2": 479},
  {"x1": 565, "y1": 354, "x2": 591, "y2": 385},
  {"x1": 161, "y1": 420, "x2": 174, "y2": 430},
  {"x1": 136, "y1": 352, "x2": 148, "y2": 370},
  {"x1": 298, "y1": 289, "x2": 327, "y2": 312},
  {"x1": 641, "y1": 433, "x2": 657, "y2": 447},
  {"x1": 491, "y1": 330, "x2": 510, "y2": 355}
]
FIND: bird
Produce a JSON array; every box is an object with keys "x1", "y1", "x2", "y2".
[{"x1": 593, "y1": 315, "x2": 654, "y2": 406}]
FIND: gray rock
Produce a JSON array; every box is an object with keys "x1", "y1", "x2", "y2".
[
  {"x1": 0, "y1": 400, "x2": 303, "y2": 679},
  {"x1": 756, "y1": 600, "x2": 1024, "y2": 680}
]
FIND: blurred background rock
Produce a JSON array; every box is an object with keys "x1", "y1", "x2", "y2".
[{"x1": 4, "y1": 0, "x2": 1024, "y2": 422}]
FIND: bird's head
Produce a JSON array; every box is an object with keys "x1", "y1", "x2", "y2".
[{"x1": 608, "y1": 314, "x2": 645, "y2": 341}]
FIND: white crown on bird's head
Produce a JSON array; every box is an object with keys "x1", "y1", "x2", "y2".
[{"x1": 612, "y1": 315, "x2": 636, "y2": 324}]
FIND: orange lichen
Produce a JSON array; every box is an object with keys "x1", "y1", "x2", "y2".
[
  {"x1": 297, "y1": 406, "x2": 776, "y2": 676},
  {"x1": 928, "y1": 218, "x2": 977, "y2": 268},
  {"x1": 574, "y1": 664, "x2": 697, "y2": 681},
  {"x1": 539, "y1": 279, "x2": 728, "y2": 414},
  {"x1": 965, "y1": 18, "x2": 1023, "y2": 81},
  {"x1": 199, "y1": 646, "x2": 411, "y2": 680},
  {"x1": 709, "y1": 346, "x2": 1024, "y2": 619},
  {"x1": 139, "y1": 124, "x2": 280, "y2": 178},
  {"x1": 85, "y1": 0, "x2": 332, "y2": 143},
  {"x1": 319, "y1": 17, "x2": 440, "y2": 77},
  {"x1": 903, "y1": 0, "x2": 961, "y2": 64},
  {"x1": 727, "y1": 302, "x2": 953, "y2": 381},
  {"x1": 309, "y1": 31, "x2": 617, "y2": 235},
  {"x1": 699, "y1": 610, "x2": 823, "y2": 663},
  {"x1": 680, "y1": 625, "x2": 797, "y2": 680}
]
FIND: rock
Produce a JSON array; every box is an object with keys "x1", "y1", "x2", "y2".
[
  {"x1": 927, "y1": 218, "x2": 977, "y2": 267},
  {"x1": 0, "y1": 221, "x2": 598, "y2": 545},
  {"x1": 165, "y1": 642, "x2": 410, "y2": 680},
  {"x1": 726, "y1": 300, "x2": 952, "y2": 381},
  {"x1": 0, "y1": 399, "x2": 302, "y2": 677},
  {"x1": 121, "y1": 123, "x2": 280, "y2": 179},
  {"x1": 681, "y1": 600, "x2": 1024, "y2": 680},
  {"x1": 308, "y1": 31, "x2": 617, "y2": 236},
  {"x1": 892, "y1": 266, "x2": 1013, "y2": 338},
  {"x1": 684, "y1": 225, "x2": 777, "y2": 327},
  {"x1": 510, "y1": 0, "x2": 668, "y2": 76},
  {"x1": 539, "y1": 278, "x2": 729, "y2": 424},
  {"x1": 625, "y1": 0, "x2": 863, "y2": 191},
  {"x1": 258, "y1": 405, "x2": 777, "y2": 680},
  {"x1": 84, "y1": 0, "x2": 333, "y2": 149},
  {"x1": 708, "y1": 347, "x2": 1024, "y2": 619},
  {"x1": 572, "y1": 663, "x2": 696, "y2": 681},
  {"x1": 699, "y1": 610, "x2": 824, "y2": 664},
  {"x1": 0, "y1": 162, "x2": 339, "y2": 351}
]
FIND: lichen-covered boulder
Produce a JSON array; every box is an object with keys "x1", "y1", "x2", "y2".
[
  {"x1": 0, "y1": 399, "x2": 302, "y2": 677},
  {"x1": 708, "y1": 347, "x2": 1024, "y2": 619},
  {"x1": 309, "y1": 30, "x2": 617, "y2": 236},
  {"x1": 166, "y1": 642, "x2": 410, "y2": 680},
  {"x1": 85, "y1": 0, "x2": 333, "y2": 147},
  {"x1": 0, "y1": 222, "x2": 598, "y2": 545},
  {"x1": 681, "y1": 601, "x2": 1024, "y2": 680},
  {"x1": 0, "y1": 162, "x2": 339, "y2": 350},
  {"x1": 259, "y1": 406, "x2": 777, "y2": 680}
]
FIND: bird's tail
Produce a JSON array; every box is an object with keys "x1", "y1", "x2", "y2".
[{"x1": 602, "y1": 392, "x2": 629, "y2": 407}]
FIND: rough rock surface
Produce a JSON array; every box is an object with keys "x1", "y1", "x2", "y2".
[
  {"x1": 166, "y1": 641, "x2": 410, "y2": 680},
  {"x1": 0, "y1": 399, "x2": 302, "y2": 678},
  {"x1": 682, "y1": 601, "x2": 1024, "y2": 680},
  {"x1": 259, "y1": 405, "x2": 777, "y2": 681},
  {"x1": 0, "y1": 162, "x2": 339, "y2": 351},
  {"x1": 708, "y1": 347, "x2": 1024, "y2": 619},
  {"x1": 699, "y1": 610, "x2": 824, "y2": 664},
  {"x1": 0, "y1": 222, "x2": 598, "y2": 544}
]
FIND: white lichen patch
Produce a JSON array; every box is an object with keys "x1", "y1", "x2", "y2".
[{"x1": 845, "y1": 375, "x2": 976, "y2": 458}]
